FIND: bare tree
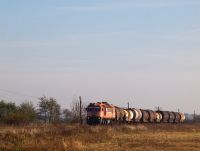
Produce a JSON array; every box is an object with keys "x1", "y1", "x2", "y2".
[
  {"x1": 38, "y1": 96, "x2": 61, "y2": 123},
  {"x1": 19, "y1": 101, "x2": 36, "y2": 123},
  {"x1": 70, "y1": 96, "x2": 87, "y2": 123},
  {"x1": 38, "y1": 96, "x2": 49, "y2": 123},
  {"x1": 48, "y1": 97, "x2": 61, "y2": 123},
  {"x1": 63, "y1": 108, "x2": 73, "y2": 122}
]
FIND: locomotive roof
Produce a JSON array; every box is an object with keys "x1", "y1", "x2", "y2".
[{"x1": 87, "y1": 102, "x2": 114, "y2": 108}]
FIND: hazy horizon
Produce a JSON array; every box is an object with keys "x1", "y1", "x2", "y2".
[{"x1": 1, "y1": 0, "x2": 200, "y2": 114}]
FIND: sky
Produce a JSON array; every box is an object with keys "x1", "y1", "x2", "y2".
[{"x1": 0, "y1": 0, "x2": 200, "y2": 113}]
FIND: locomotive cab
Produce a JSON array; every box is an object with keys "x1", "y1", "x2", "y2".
[{"x1": 86, "y1": 106, "x2": 101, "y2": 116}]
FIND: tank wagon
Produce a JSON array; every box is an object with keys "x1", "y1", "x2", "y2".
[
  {"x1": 141, "y1": 110, "x2": 149, "y2": 123},
  {"x1": 86, "y1": 102, "x2": 186, "y2": 125},
  {"x1": 131, "y1": 108, "x2": 142, "y2": 122}
]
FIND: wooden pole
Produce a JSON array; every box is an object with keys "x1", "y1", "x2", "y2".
[
  {"x1": 128, "y1": 102, "x2": 129, "y2": 109},
  {"x1": 79, "y1": 96, "x2": 83, "y2": 125}
]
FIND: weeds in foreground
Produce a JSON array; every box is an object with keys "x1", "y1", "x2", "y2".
[{"x1": 0, "y1": 123, "x2": 200, "y2": 151}]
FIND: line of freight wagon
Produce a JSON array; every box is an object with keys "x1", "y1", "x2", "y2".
[{"x1": 86, "y1": 102, "x2": 185, "y2": 125}]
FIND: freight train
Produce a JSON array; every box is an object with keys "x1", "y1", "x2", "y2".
[{"x1": 86, "y1": 102, "x2": 185, "y2": 125}]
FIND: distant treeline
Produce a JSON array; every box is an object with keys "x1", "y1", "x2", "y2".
[
  {"x1": 0, "y1": 96, "x2": 199, "y2": 125},
  {"x1": 0, "y1": 96, "x2": 86, "y2": 125}
]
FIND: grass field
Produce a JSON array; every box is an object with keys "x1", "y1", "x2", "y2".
[{"x1": 0, "y1": 123, "x2": 200, "y2": 151}]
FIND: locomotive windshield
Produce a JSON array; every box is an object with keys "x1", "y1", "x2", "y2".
[{"x1": 87, "y1": 107, "x2": 100, "y2": 112}]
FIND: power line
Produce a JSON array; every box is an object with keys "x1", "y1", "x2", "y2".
[
  {"x1": 0, "y1": 91, "x2": 15, "y2": 101},
  {"x1": 0, "y1": 88, "x2": 39, "y2": 100}
]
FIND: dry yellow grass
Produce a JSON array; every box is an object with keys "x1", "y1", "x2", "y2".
[{"x1": 0, "y1": 123, "x2": 200, "y2": 151}]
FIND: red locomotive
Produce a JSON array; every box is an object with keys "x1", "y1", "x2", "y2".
[{"x1": 86, "y1": 102, "x2": 116, "y2": 124}]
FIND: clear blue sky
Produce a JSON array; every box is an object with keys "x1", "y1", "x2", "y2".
[{"x1": 0, "y1": 0, "x2": 200, "y2": 113}]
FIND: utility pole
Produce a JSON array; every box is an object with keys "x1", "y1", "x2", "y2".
[
  {"x1": 157, "y1": 106, "x2": 160, "y2": 111},
  {"x1": 194, "y1": 110, "x2": 196, "y2": 123},
  {"x1": 79, "y1": 96, "x2": 83, "y2": 125},
  {"x1": 127, "y1": 102, "x2": 130, "y2": 109}
]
